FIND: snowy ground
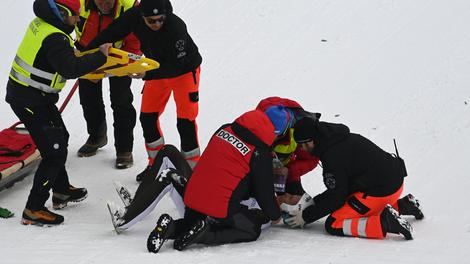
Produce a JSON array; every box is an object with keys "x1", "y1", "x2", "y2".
[{"x1": 1, "y1": 0, "x2": 470, "y2": 263}]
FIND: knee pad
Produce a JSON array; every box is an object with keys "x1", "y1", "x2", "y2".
[
  {"x1": 139, "y1": 112, "x2": 161, "y2": 142},
  {"x1": 176, "y1": 118, "x2": 198, "y2": 151},
  {"x1": 324, "y1": 215, "x2": 344, "y2": 236}
]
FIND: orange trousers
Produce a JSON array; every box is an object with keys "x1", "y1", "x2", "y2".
[
  {"x1": 326, "y1": 184, "x2": 403, "y2": 239},
  {"x1": 141, "y1": 67, "x2": 200, "y2": 119},
  {"x1": 140, "y1": 67, "x2": 200, "y2": 149}
]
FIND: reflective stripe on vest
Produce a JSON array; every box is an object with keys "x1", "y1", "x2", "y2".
[
  {"x1": 9, "y1": 17, "x2": 72, "y2": 93},
  {"x1": 76, "y1": 0, "x2": 136, "y2": 48}
]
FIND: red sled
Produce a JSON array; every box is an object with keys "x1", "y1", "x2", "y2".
[{"x1": 0, "y1": 126, "x2": 41, "y2": 191}]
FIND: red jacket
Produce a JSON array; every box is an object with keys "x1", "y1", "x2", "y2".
[
  {"x1": 75, "y1": 0, "x2": 141, "y2": 54},
  {"x1": 256, "y1": 97, "x2": 319, "y2": 186},
  {"x1": 184, "y1": 110, "x2": 280, "y2": 220}
]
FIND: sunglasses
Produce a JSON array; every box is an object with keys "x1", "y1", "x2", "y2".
[{"x1": 144, "y1": 15, "x2": 166, "y2": 24}]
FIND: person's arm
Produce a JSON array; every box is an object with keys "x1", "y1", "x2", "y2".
[
  {"x1": 87, "y1": 7, "x2": 138, "y2": 49},
  {"x1": 43, "y1": 33, "x2": 107, "y2": 79},
  {"x1": 166, "y1": 16, "x2": 193, "y2": 67},
  {"x1": 250, "y1": 148, "x2": 281, "y2": 221},
  {"x1": 301, "y1": 167, "x2": 349, "y2": 224}
]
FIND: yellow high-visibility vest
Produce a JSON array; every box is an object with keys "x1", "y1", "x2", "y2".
[{"x1": 10, "y1": 17, "x2": 73, "y2": 93}]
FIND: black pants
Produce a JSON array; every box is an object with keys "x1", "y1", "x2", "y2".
[
  {"x1": 10, "y1": 104, "x2": 70, "y2": 210},
  {"x1": 173, "y1": 206, "x2": 266, "y2": 245},
  {"x1": 78, "y1": 77, "x2": 136, "y2": 153}
]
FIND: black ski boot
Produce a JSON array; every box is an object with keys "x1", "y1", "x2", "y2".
[
  {"x1": 381, "y1": 204, "x2": 413, "y2": 240},
  {"x1": 168, "y1": 169, "x2": 188, "y2": 189},
  {"x1": 52, "y1": 185, "x2": 88, "y2": 209},
  {"x1": 77, "y1": 135, "x2": 107, "y2": 157},
  {"x1": 136, "y1": 166, "x2": 151, "y2": 182},
  {"x1": 397, "y1": 193, "x2": 424, "y2": 220},
  {"x1": 147, "y1": 214, "x2": 175, "y2": 253},
  {"x1": 174, "y1": 219, "x2": 209, "y2": 251}
]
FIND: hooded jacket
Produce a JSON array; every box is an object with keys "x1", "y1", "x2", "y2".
[
  {"x1": 6, "y1": 0, "x2": 106, "y2": 107},
  {"x1": 301, "y1": 122, "x2": 406, "y2": 224},
  {"x1": 256, "y1": 97, "x2": 320, "y2": 194},
  {"x1": 86, "y1": 6, "x2": 202, "y2": 80},
  {"x1": 74, "y1": 0, "x2": 141, "y2": 54},
  {"x1": 184, "y1": 110, "x2": 280, "y2": 221}
]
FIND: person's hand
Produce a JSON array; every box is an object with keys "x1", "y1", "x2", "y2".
[
  {"x1": 129, "y1": 72, "x2": 145, "y2": 79},
  {"x1": 284, "y1": 211, "x2": 305, "y2": 228},
  {"x1": 273, "y1": 166, "x2": 288, "y2": 177},
  {"x1": 99, "y1": 43, "x2": 113, "y2": 56}
]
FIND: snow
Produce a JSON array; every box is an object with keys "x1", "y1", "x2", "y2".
[{"x1": 1, "y1": 0, "x2": 470, "y2": 263}]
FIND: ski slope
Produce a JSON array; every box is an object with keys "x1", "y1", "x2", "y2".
[{"x1": 1, "y1": 0, "x2": 470, "y2": 263}]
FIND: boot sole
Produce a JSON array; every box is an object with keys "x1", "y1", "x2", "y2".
[
  {"x1": 53, "y1": 193, "x2": 88, "y2": 210},
  {"x1": 21, "y1": 218, "x2": 63, "y2": 227}
]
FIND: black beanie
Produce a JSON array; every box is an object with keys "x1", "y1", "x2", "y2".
[
  {"x1": 140, "y1": 0, "x2": 172, "y2": 16},
  {"x1": 293, "y1": 117, "x2": 318, "y2": 143}
]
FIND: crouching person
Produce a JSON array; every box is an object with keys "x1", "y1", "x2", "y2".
[
  {"x1": 147, "y1": 110, "x2": 282, "y2": 253},
  {"x1": 281, "y1": 117, "x2": 424, "y2": 240}
]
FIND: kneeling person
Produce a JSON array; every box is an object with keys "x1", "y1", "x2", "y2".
[{"x1": 147, "y1": 110, "x2": 282, "y2": 253}]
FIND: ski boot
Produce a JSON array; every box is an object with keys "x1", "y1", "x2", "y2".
[
  {"x1": 397, "y1": 193, "x2": 424, "y2": 220},
  {"x1": 174, "y1": 219, "x2": 208, "y2": 251},
  {"x1": 147, "y1": 214, "x2": 175, "y2": 253},
  {"x1": 136, "y1": 166, "x2": 151, "y2": 182},
  {"x1": 381, "y1": 204, "x2": 413, "y2": 240}
]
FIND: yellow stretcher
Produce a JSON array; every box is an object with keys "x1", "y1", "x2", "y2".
[{"x1": 79, "y1": 48, "x2": 159, "y2": 79}]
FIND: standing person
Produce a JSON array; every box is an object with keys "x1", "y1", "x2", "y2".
[
  {"x1": 6, "y1": 0, "x2": 110, "y2": 226},
  {"x1": 86, "y1": 0, "x2": 203, "y2": 181},
  {"x1": 282, "y1": 117, "x2": 424, "y2": 240},
  {"x1": 146, "y1": 110, "x2": 282, "y2": 253},
  {"x1": 75, "y1": 0, "x2": 140, "y2": 169}
]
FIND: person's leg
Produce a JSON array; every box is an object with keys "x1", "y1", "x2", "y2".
[
  {"x1": 174, "y1": 206, "x2": 264, "y2": 251},
  {"x1": 325, "y1": 185, "x2": 405, "y2": 239},
  {"x1": 171, "y1": 67, "x2": 200, "y2": 168},
  {"x1": 77, "y1": 79, "x2": 107, "y2": 157},
  {"x1": 11, "y1": 104, "x2": 68, "y2": 225},
  {"x1": 116, "y1": 145, "x2": 192, "y2": 232},
  {"x1": 108, "y1": 76, "x2": 136, "y2": 154},
  {"x1": 140, "y1": 79, "x2": 172, "y2": 165}
]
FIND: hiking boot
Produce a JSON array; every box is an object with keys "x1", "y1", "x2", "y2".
[
  {"x1": 397, "y1": 193, "x2": 424, "y2": 220},
  {"x1": 147, "y1": 214, "x2": 175, "y2": 253},
  {"x1": 115, "y1": 152, "x2": 134, "y2": 169},
  {"x1": 174, "y1": 219, "x2": 209, "y2": 251},
  {"x1": 136, "y1": 166, "x2": 151, "y2": 182},
  {"x1": 77, "y1": 135, "x2": 108, "y2": 157},
  {"x1": 22, "y1": 207, "x2": 64, "y2": 226},
  {"x1": 52, "y1": 185, "x2": 88, "y2": 210},
  {"x1": 381, "y1": 204, "x2": 413, "y2": 240}
]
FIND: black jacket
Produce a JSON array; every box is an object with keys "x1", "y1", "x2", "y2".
[
  {"x1": 87, "y1": 7, "x2": 202, "y2": 80},
  {"x1": 302, "y1": 122, "x2": 405, "y2": 224},
  {"x1": 5, "y1": 0, "x2": 106, "y2": 107}
]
